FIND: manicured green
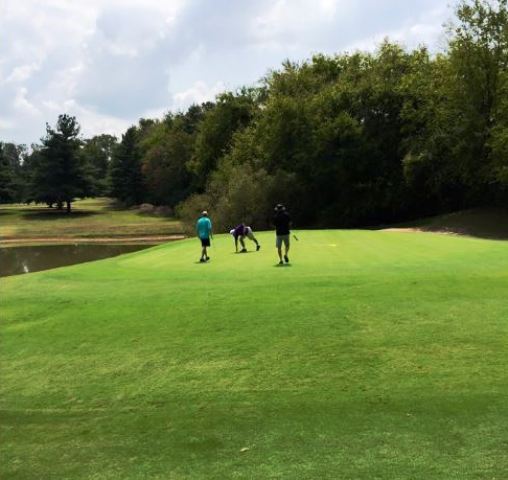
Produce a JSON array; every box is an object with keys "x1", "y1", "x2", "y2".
[
  {"x1": 0, "y1": 198, "x2": 182, "y2": 244},
  {"x1": 1, "y1": 230, "x2": 508, "y2": 479}
]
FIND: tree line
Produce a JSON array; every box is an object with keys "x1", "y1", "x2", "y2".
[{"x1": 1, "y1": 0, "x2": 507, "y2": 227}]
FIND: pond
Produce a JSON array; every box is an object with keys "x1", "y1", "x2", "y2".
[{"x1": 0, "y1": 244, "x2": 157, "y2": 277}]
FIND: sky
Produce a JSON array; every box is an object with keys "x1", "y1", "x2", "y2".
[{"x1": 0, "y1": 0, "x2": 453, "y2": 145}]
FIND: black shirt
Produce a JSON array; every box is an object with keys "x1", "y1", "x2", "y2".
[{"x1": 273, "y1": 211, "x2": 291, "y2": 235}]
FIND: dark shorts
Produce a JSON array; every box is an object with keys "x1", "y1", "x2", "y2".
[{"x1": 200, "y1": 237, "x2": 210, "y2": 247}]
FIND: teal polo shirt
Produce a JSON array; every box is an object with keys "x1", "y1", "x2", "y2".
[{"x1": 196, "y1": 216, "x2": 212, "y2": 239}]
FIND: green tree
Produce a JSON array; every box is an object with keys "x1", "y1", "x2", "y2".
[
  {"x1": 30, "y1": 115, "x2": 91, "y2": 212},
  {"x1": 188, "y1": 90, "x2": 259, "y2": 189},
  {"x1": 447, "y1": 0, "x2": 508, "y2": 202},
  {"x1": 110, "y1": 126, "x2": 145, "y2": 205},
  {"x1": 402, "y1": 0, "x2": 508, "y2": 210},
  {"x1": 0, "y1": 142, "x2": 24, "y2": 203},
  {"x1": 141, "y1": 113, "x2": 197, "y2": 207},
  {"x1": 80, "y1": 134, "x2": 117, "y2": 195},
  {"x1": 490, "y1": 69, "x2": 508, "y2": 186},
  {"x1": 400, "y1": 51, "x2": 463, "y2": 212}
]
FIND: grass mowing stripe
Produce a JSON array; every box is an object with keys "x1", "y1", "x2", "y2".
[{"x1": 1, "y1": 230, "x2": 508, "y2": 479}]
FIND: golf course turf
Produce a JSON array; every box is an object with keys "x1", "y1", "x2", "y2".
[
  {"x1": 0, "y1": 198, "x2": 183, "y2": 246},
  {"x1": 1, "y1": 230, "x2": 508, "y2": 479}
]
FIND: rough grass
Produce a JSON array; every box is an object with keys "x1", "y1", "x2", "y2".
[
  {"x1": 0, "y1": 198, "x2": 182, "y2": 243},
  {"x1": 1, "y1": 230, "x2": 508, "y2": 479}
]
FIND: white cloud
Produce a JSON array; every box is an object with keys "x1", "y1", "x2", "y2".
[
  {"x1": 252, "y1": 0, "x2": 351, "y2": 43},
  {"x1": 13, "y1": 88, "x2": 41, "y2": 117},
  {"x1": 344, "y1": 5, "x2": 449, "y2": 52},
  {"x1": 0, "y1": 0, "x2": 451, "y2": 145},
  {"x1": 173, "y1": 81, "x2": 226, "y2": 111},
  {"x1": 4, "y1": 63, "x2": 41, "y2": 84}
]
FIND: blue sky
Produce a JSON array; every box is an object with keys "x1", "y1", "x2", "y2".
[{"x1": 0, "y1": 0, "x2": 452, "y2": 145}]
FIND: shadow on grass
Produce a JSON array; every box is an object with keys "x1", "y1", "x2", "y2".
[
  {"x1": 373, "y1": 208, "x2": 508, "y2": 241},
  {"x1": 21, "y1": 210, "x2": 100, "y2": 221}
]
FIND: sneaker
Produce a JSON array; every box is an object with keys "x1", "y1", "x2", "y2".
[
  {"x1": 199, "y1": 258, "x2": 206, "y2": 263},
  {"x1": 284, "y1": 255, "x2": 289, "y2": 263},
  {"x1": 256, "y1": 245, "x2": 261, "y2": 251},
  {"x1": 240, "y1": 248, "x2": 247, "y2": 253},
  {"x1": 206, "y1": 256, "x2": 210, "y2": 261},
  {"x1": 278, "y1": 260, "x2": 284, "y2": 266}
]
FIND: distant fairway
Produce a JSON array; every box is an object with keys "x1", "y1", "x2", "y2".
[{"x1": 2, "y1": 230, "x2": 508, "y2": 479}]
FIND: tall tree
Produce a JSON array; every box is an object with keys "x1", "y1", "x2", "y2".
[
  {"x1": 140, "y1": 108, "x2": 206, "y2": 207},
  {"x1": 447, "y1": 0, "x2": 508, "y2": 202},
  {"x1": 110, "y1": 126, "x2": 145, "y2": 205},
  {"x1": 490, "y1": 69, "x2": 508, "y2": 187},
  {"x1": 80, "y1": 134, "x2": 117, "y2": 195},
  {"x1": 188, "y1": 90, "x2": 259, "y2": 189},
  {"x1": 0, "y1": 142, "x2": 24, "y2": 203},
  {"x1": 31, "y1": 115, "x2": 91, "y2": 212}
]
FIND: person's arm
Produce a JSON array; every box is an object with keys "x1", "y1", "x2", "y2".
[{"x1": 209, "y1": 219, "x2": 213, "y2": 239}]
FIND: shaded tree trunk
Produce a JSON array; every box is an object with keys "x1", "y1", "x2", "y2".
[{"x1": 66, "y1": 200, "x2": 71, "y2": 213}]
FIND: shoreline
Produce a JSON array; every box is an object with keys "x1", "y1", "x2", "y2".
[{"x1": 0, "y1": 235, "x2": 186, "y2": 248}]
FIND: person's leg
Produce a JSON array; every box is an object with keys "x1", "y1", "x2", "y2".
[
  {"x1": 240, "y1": 237, "x2": 247, "y2": 252},
  {"x1": 205, "y1": 238, "x2": 210, "y2": 260},
  {"x1": 276, "y1": 236, "x2": 283, "y2": 264},
  {"x1": 200, "y1": 238, "x2": 210, "y2": 261},
  {"x1": 284, "y1": 236, "x2": 290, "y2": 263},
  {"x1": 247, "y1": 228, "x2": 260, "y2": 250}
]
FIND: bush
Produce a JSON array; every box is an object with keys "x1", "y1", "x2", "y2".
[
  {"x1": 175, "y1": 193, "x2": 212, "y2": 235},
  {"x1": 176, "y1": 162, "x2": 300, "y2": 234}
]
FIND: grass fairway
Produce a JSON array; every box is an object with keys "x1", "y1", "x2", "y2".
[
  {"x1": 1, "y1": 230, "x2": 508, "y2": 479},
  {"x1": 0, "y1": 198, "x2": 182, "y2": 245}
]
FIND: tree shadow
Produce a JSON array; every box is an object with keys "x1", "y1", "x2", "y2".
[
  {"x1": 21, "y1": 210, "x2": 99, "y2": 221},
  {"x1": 375, "y1": 208, "x2": 508, "y2": 241}
]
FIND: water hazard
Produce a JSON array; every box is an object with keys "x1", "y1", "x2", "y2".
[{"x1": 0, "y1": 244, "x2": 156, "y2": 277}]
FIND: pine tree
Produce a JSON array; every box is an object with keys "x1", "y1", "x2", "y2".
[{"x1": 109, "y1": 126, "x2": 145, "y2": 205}]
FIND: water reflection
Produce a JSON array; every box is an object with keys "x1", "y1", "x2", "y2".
[{"x1": 0, "y1": 244, "x2": 156, "y2": 277}]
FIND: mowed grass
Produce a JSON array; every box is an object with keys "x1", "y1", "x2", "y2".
[
  {"x1": 0, "y1": 198, "x2": 182, "y2": 242},
  {"x1": 1, "y1": 230, "x2": 508, "y2": 479}
]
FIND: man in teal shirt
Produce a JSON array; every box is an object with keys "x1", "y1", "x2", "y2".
[{"x1": 196, "y1": 211, "x2": 213, "y2": 262}]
